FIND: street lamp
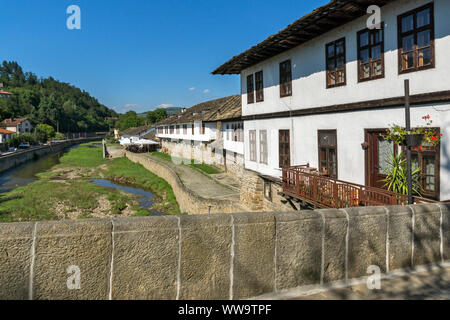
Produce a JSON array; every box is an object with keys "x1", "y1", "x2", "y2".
[{"x1": 404, "y1": 79, "x2": 413, "y2": 205}]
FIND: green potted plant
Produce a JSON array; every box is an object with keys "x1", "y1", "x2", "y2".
[{"x1": 381, "y1": 152, "x2": 423, "y2": 196}]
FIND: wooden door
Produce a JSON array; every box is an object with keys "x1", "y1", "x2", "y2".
[
  {"x1": 366, "y1": 130, "x2": 396, "y2": 189},
  {"x1": 279, "y1": 130, "x2": 290, "y2": 168}
]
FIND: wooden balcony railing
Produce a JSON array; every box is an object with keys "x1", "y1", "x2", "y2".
[{"x1": 282, "y1": 165, "x2": 436, "y2": 209}]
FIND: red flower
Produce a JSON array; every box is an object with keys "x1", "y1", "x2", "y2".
[
  {"x1": 431, "y1": 136, "x2": 437, "y2": 141},
  {"x1": 441, "y1": 134, "x2": 443, "y2": 137},
  {"x1": 419, "y1": 146, "x2": 424, "y2": 151}
]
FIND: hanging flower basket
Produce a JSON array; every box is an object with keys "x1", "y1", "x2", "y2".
[{"x1": 405, "y1": 134, "x2": 424, "y2": 147}]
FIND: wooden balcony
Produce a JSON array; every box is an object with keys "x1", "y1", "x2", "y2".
[{"x1": 282, "y1": 165, "x2": 436, "y2": 209}]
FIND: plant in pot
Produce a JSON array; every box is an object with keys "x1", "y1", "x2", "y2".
[
  {"x1": 385, "y1": 115, "x2": 442, "y2": 148},
  {"x1": 381, "y1": 152, "x2": 423, "y2": 196}
]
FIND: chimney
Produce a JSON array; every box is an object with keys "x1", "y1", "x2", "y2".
[{"x1": 181, "y1": 107, "x2": 187, "y2": 113}]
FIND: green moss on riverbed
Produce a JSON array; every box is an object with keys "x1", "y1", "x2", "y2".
[{"x1": 0, "y1": 143, "x2": 180, "y2": 222}]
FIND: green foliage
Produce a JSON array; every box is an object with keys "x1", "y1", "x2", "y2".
[
  {"x1": 36, "y1": 124, "x2": 55, "y2": 141},
  {"x1": 116, "y1": 111, "x2": 145, "y2": 131},
  {"x1": 146, "y1": 108, "x2": 167, "y2": 125},
  {"x1": 54, "y1": 132, "x2": 66, "y2": 140},
  {"x1": 9, "y1": 133, "x2": 37, "y2": 147},
  {"x1": 190, "y1": 163, "x2": 221, "y2": 174},
  {"x1": 381, "y1": 152, "x2": 423, "y2": 196},
  {"x1": 0, "y1": 60, "x2": 117, "y2": 132}
]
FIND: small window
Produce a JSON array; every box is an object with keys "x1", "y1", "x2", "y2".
[
  {"x1": 398, "y1": 3, "x2": 434, "y2": 73},
  {"x1": 170, "y1": 126, "x2": 174, "y2": 134},
  {"x1": 183, "y1": 124, "x2": 187, "y2": 135},
  {"x1": 176, "y1": 125, "x2": 180, "y2": 134},
  {"x1": 318, "y1": 130, "x2": 338, "y2": 178},
  {"x1": 226, "y1": 125, "x2": 229, "y2": 140},
  {"x1": 260, "y1": 130, "x2": 268, "y2": 165},
  {"x1": 255, "y1": 71, "x2": 264, "y2": 102},
  {"x1": 279, "y1": 60, "x2": 292, "y2": 97},
  {"x1": 326, "y1": 38, "x2": 346, "y2": 88},
  {"x1": 191, "y1": 124, "x2": 194, "y2": 135},
  {"x1": 358, "y1": 26, "x2": 384, "y2": 81},
  {"x1": 201, "y1": 123, "x2": 206, "y2": 135},
  {"x1": 249, "y1": 130, "x2": 257, "y2": 162},
  {"x1": 247, "y1": 74, "x2": 254, "y2": 104}
]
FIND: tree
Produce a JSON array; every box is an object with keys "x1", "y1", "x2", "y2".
[
  {"x1": 117, "y1": 111, "x2": 145, "y2": 131},
  {"x1": 36, "y1": 124, "x2": 55, "y2": 142},
  {"x1": 146, "y1": 108, "x2": 167, "y2": 125}
]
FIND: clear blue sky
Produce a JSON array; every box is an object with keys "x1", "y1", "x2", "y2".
[{"x1": 0, "y1": 0, "x2": 328, "y2": 114}]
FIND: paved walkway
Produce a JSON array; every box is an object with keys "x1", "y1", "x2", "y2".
[
  {"x1": 147, "y1": 154, "x2": 243, "y2": 203},
  {"x1": 264, "y1": 265, "x2": 450, "y2": 300}
]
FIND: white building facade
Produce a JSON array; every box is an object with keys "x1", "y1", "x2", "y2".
[{"x1": 214, "y1": 0, "x2": 450, "y2": 202}]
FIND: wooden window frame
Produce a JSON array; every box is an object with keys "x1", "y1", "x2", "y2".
[
  {"x1": 357, "y1": 25, "x2": 385, "y2": 82},
  {"x1": 249, "y1": 130, "x2": 257, "y2": 162},
  {"x1": 397, "y1": 2, "x2": 435, "y2": 74},
  {"x1": 318, "y1": 130, "x2": 338, "y2": 179},
  {"x1": 247, "y1": 74, "x2": 254, "y2": 104},
  {"x1": 201, "y1": 123, "x2": 206, "y2": 135},
  {"x1": 259, "y1": 130, "x2": 268, "y2": 165},
  {"x1": 191, "y1": 124, "x2": 194, "y2": 135},
  {"x1": 279, "y1": 130, "x2": 291, "y2": 168},
  {"x1": 255, "y1": 71, "x2": 264, "y2": 102},
  {"x1": 326, "y1": 38, "x2": 346, "y2": 88},
  {"x1": 279, "y1": 60, "x2": 292, "y2": 98}
]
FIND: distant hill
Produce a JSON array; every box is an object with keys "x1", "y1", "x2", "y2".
[
  {"x1": 138, "y1": 107, "x2": 183, "y2": 118},
  {"x1": 0, "y1": 61, "x2": 117, "y2": 132}
]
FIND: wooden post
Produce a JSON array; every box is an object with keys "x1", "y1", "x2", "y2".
[{"x1": 405, "y1": 80, "x2": 413, "y2": 205}]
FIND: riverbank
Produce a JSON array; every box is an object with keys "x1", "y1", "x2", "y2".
[{"x1": 0, "y1": 142, "x2": 180, "y2": 222}]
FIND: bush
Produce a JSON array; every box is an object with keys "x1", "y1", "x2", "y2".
[
  {"x1": 36, "y1": 124, "x2": 55, "y2": 142},
  {"x1": 54, "y1": 132, "x2": 66, "y2": 141}
]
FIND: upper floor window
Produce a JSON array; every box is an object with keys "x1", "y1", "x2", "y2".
[
  {"x1": 255, "y1": 71, "x2": 264, "y2": 102},
  {"x1": 279, "y1": 60, "x2": 292, "y2": 97},
  {"x1": 260, "y1": 130, "x2": 268, "y2": 165},
  {"x1": 191, "y1": 124, "x2": 194, "y2": 135},
  {"x1": 176, "y1": 125, "x2": 180, "y2": 134},
  {"x1": 326, "y1": 38, "x2": 346, "y2": 88},
  {"x1": 170, "y1": 126, "x2": 174, "y2": 134},
  {"x1": 398, "y1": 3, "x2": 434, "y2": 74},
  {"x1": 201, "y1": 123, "x2": 206, "y2": 135},
  {"x1": 247, "y1": 74, "x2": 254, "y2": 104},
  {"x1": 358, "y1": 26, "x2": 384, "y2": 81},
  {"x1": 183, "y1": 124, "x2": 187, "y2": 135}
]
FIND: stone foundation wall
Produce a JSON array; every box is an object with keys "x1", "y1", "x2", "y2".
[
  {"x1": 126, "y1": 152, "x2": 243, "y2": 215},
  {"x1": 0, "y1": 203, "x2": 448, "y2": 300}
]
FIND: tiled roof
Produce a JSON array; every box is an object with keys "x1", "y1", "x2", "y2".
[
  {"x1": 1, "y1": 118, "x2": 28, "y2": 126},
  {"x1": 0, "y1": 90, "x2": 12, "y2": 95},
  {"x1": 120, "y1": 125, "x2": 154, "y2": 136},
  {"x1": 0, "y1": 128, "x2": 15, "y2": 134},
  {"x1": 154, "y1": 95, "x2": 241, "y2": 126}
]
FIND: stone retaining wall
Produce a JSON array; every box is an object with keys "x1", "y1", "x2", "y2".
[
  {"x1": 0, "y1": 204, "x2": 448, "y2": 300},
  {"x1": 0, "y1": 138, "x2": 101, "y2": 174},
  {"x1": 126, "y1": 152, "x2": 243, "y2": 214}
]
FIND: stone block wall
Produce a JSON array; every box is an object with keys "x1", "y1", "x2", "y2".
[{"x1": 0, "y1": 203, "x2": 448, "y2": 300}]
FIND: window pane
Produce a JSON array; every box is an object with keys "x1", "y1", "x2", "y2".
[
  {"x1": 425, "y1": 157, "x2": 435, "y2": 175},
  {"x1": 418, "y1": 48, "x2": 431, "y2": 67},
  {"x1": 425, "y1": 176, "x2": 435, "y2": 191},
  {"x1": 417, "y1": 8, "x2": 431, "y2": 28},
  {"x1": 378, "y1": 137, "x2": 393, "y2": 174},
  {"x1": 319, "y1": 132, "x2": 337, "y2": 147},
  {"x1": 327, "y1": 44, "x2": 335, "y2": 57},
  {"x1": 371, "y1": 60, "x2": 382, "y2": 76},
  {"x1": 417, "y1": 30, "x2": 431, "y2": 47},
  {"x1": 361, "y1": 63, "x2": 370, "y2": 78},
  {"x1": 402, "y1": 52, "x2": 415, "y2": 69},
  {"x1": 336, "y1": 41, "x2": 345, "y2": 55},
  {"x1": 360, "y1": 32, "x2": 369, "y2": 47},
  {"x1": 327, "y1": 72, "x2": 336, "y2": 85},
  {"x1": 372, "y1": 30, "x2": 383, "y2": 44},
  {"x1": 336, "y1": 69, "x2": 345, "y2": 84},
  {"x1": 371, "y1": 45, "x2": 381, "y2": 60},
  {"x1": 360, "y1": 49, "x2": 369, "y2": 63},
  {"x1": 401, "y1": 14, "x2": 414, "y2": 33},
  {"x1": 327, "y1": 58, "x2": 336, "y2": 70},
  {"x1": 402, "y1": 35, "x2": 414, "y2": 51},
  {"x1": 336, "y1": 56, "x2": 345, "y2": 68}
]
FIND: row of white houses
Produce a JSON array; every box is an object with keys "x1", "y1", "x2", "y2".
[{"x1": 156, "y1": 0, "x2": 450, "y2": 209}]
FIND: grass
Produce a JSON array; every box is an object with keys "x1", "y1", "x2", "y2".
[
  {"x1": 150, "y1": 152, "x2": 221, "y2": 174},
  {"x1": 0, "y1": 143, "x2": 181, "y2": 222}
]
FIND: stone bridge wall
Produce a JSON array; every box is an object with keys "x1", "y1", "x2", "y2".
[{"x1": 0, "y1": 203, "x2": 448, "y2": 300}]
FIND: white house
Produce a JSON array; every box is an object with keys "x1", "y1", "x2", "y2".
[
  {"x1": 155, "y1": 95, "x2": 244, "y2": 176},
  {"x1": 214, "y1": 0, "x2": 450, "y2": 205},
  {"x1": 0, "y1": 128, "x2": 14, "y2": 144},
  {"x1": 119, "y1": 125, "x2": 155, "y2": 145},
  {"x1": 1, "y1": 118, "x2": 33, "y2": 134}
]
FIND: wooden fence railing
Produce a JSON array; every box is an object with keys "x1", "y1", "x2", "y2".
[{"x1": 282, "y1": 165, "x2": 436, "y2": 209}]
